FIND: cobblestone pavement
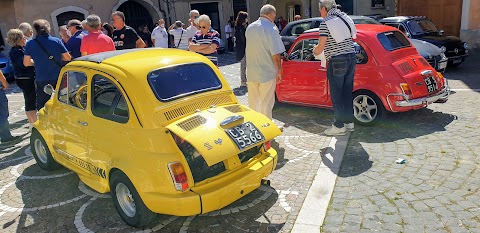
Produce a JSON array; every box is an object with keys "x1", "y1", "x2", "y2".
[
  {"x1": 0, "y1": 52, "x2": 338, "y2": 232},
  {"x1": 322, "y1": 53, "x2": 480, "y2": 233}
]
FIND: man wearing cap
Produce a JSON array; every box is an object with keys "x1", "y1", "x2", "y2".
[
  {"x1": 168, "y1": 20, "x2": 188, "y2": 50},
  {"x1": 151, "y1": 19, "x2": 169, "y2": 48},
  {"x1": 66, "y1": 19, "x2": 84, "y2": 59},
  {"x1": 111, "y1": 11, "x2": 146, "y2": 50}
]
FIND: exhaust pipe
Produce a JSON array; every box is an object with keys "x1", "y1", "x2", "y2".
[{"x1": 261, "y1": 179, "x2": 271, "y2": 186}]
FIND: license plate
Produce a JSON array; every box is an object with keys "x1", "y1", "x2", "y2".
[
  {"x1": 424, "y1": 76, "x2": 438, "y2": 94},
  {"x1": 226, "y1": 122, "x2": 265, "y2": 150},
  {"x1": 438, "y1": 61, "x2": 447, "y2": 70},
  {"x1": 452, "y1": 58, "x2": 462, "y2": 64}
]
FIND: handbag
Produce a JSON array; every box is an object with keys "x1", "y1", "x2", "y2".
[
  {"x1": 176, "y1": 29, "x2": 184, "y2": 48},
  {"x1": 32, "y1": 39, "x2": 63, "y2": 68}
]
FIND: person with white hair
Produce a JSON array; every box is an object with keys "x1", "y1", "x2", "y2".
[
  {"x1": 245, "y1": 4, "x2": 285, "y2": 122},
  {"x1": 313, "y1": 0, "x2": 357, "y2": 135},
  {"x1": 18, "y1": 22, "x2": 33, "y2": 41},
  {"x1": 186, "y1": 9, "x2": 200, "y2": 42},
  {"x1": 188, "y1": 14, "x2": 221, "y2": 64},
  {"x1": 80, "y1": 14, "x2": 115, "y2": 56}
]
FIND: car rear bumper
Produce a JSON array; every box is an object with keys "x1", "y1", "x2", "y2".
[
  {"x1": 395, "y1": 84, "x2": 450, "y2": 107},
  {"x1": 142, "y1": 148, "x2": 277, "y2": 216}
]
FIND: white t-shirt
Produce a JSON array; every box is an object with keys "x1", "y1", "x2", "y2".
[
  {"x1": 169, "y1": 28, "x2": 189, "y2": 50},
  {"x1": 151, "y1": 26, "x2": 169, "y2": 48},
  {"x1": 225, "y1": 24, "x2": 232, "y2": 39},
  {"x1": 186, "y1": 24, "x2": 199, "y2": 41}
]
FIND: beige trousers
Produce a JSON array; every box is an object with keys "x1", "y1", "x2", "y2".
[{"x1": 247, "y1": 79, "x2": 276, "y2": 119}]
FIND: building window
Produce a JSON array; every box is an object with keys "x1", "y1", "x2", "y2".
[
  {"x1": 371, "y1": 0, "x2": 385, "y2": 8},
  {"x1": 287, "y1": 5, "x2": 301, "y2": 22},
  {"x1": 56, "y1": 11, "x2": 86, "y2": 27}
]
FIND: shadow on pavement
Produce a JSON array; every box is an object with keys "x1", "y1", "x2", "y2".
[
  {"x1": 217, "y1": 52, "x2": 238, "y2": 67},
  {"x1": 443, "y1": 50, "x2": 480, "y2": 93}
]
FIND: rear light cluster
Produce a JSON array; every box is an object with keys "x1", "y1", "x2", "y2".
[
  {"x1": 400, "y1": 83, "x2": 412, "y2": 99},
  {"x1": 263, "y1": 141, "x2": 272, "y2": 151},
  {"x1": 168, "y1": 162, "x2": 189, "y2": 191}
]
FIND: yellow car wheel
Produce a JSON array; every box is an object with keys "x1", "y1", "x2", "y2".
[
  {"x1": 109, "y1": 170, "x2": 157, "y2": 227},
  {"x1": 30, "y1": 130, "x2": 61, "y2": 170}
]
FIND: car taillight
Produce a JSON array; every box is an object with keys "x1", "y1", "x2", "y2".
[
  {"x1": 400, "y1": 83, "x2": 412, "y2": 97},
  {"x1": 168, "y1": 162, "x2": 189, "y2": 191},
  {"x1": 263, "y1": 141, "x2": 271, "y2": 151}
]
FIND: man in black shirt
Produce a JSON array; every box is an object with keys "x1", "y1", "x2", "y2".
[{"x1": 111, "y1": 11, "x2": 146, "y2": 50}]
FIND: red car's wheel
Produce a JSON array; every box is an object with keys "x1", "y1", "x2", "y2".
[{"x1": 353, "y1": 91, "x2": 385, "y2": 125}]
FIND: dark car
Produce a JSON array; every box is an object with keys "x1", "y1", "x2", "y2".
[
  {"x1": 280, "y1": 17, "x2": 323, "y2": 51},
  {"x1": 379, "y1": 16, "x2": 468, "y2": 66}
]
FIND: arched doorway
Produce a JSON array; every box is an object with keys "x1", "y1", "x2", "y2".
[
  {"x1": 56, "y1": 11, "x2": 85, "y2": 27},
  {"x1": 117, "y1": 1, "x2": 153, "y2": 32}
]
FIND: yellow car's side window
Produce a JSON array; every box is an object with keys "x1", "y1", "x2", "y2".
[
  {"x1": 91, "y1": 74, "x2": 129, "y2": 124},
  {"x1": 57, "y1": 71, "x2": 88, "y2": 110}
]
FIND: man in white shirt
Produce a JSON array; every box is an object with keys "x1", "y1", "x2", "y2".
[
  {"x1": 225, "y1": 20, "x2": 234, "y2": 52},
  {"x1": 186, "y1": 10, "x2": 200, "y2": 42},
  {"x1": 151, "y1": 19, "x2": 169, "y2": 48}
]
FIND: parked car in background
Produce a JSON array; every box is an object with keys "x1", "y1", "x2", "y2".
[
  {"x1": 277, "y1": 25, "x2": 449, "y2": 124},
  {"x1": 379, "y1": 16, "x2": 468, "y2": 66},
  {"x1": 364, "y1": 14, "x2": 386, "y2": 21},
  {"x1": 0, "y1": 52, "x2": 14, "y2": 81},
  {"x1": 410, "y1": 39, "x2": 448, "y2": 72},
  {"x1": 280, "y1": 17, "x2": 323, "y2": 51},
  {"x1": 349, "y1": 15, "x2": 382, "y2": 25},
  {"x1": 31, "y1": 49, "x2": 281, "y2": 227}
]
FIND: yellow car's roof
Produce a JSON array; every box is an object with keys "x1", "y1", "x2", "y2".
[{"x1": 74, "y1": 48, "x2": 216, "y2": 81}]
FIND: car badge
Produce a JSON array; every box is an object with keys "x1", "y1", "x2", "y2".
[
  {"x1": 454, "y1": 48, "x2": 459, "y2": 54},
  {"x1": 214, "y1": 138, "x2": 222, "y2": 145}
]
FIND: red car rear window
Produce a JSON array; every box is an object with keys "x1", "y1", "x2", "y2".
[{"x1": 377, "y1": 31, "x2": 411, "y2": 51}]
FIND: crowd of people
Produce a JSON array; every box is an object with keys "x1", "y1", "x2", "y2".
[{"x1": 1, "y1": 0, "x2": 356, "y2": 145}]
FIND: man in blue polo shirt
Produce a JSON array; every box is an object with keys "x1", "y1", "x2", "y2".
[
  {"x1": 24, "y1": 19, "x2": 71, "y2": 110},
  {"x1": 66, "y1": 19, "x2": 84, "y2": 59},
  {"x1": 188, "y1": 14, "x2": 220, "y2": 65}
]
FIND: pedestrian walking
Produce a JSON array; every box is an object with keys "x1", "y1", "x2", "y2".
[
  {"x1": 7, "y1": 29, "x2": 37, "y2": 131},
  {"x1": 235, "y1": 11, "x2": 248, "y2": 87},
  {"x1": 225, "y1": 20, "x2": 234, "y2": 52},
  {"x1": 151, "y1": 19, "x2": 168, "y2": 48},
  {"x1": 245, "y1": 4, "x2": 285, "y2": 120},
  {"x1": 313, "y1": 0, "x2": 357, "y2": 135},
  {"x1": 23, "y1": 19, "x2": 71, "y2": 110},
  {"x1": 65, "y1": 19, "x2": 84, "y2": 59},
  {"x1": 111, "y1": 11, "x2": 146, "y2": 50},
  {"x1": 189, "y1": 14, "x2": 221, "y2": 65},
  {"x1": 80, "y1": 14, "x2": 115, "y2": 56},
  {"x1": 168, "y1": 21, "x2": 188, "y2": 50},
  {"x1": 186, "y1": 10, "x2": 200, "y2": 42},
  {"x1": 0, "y1": 70, "x2": 21, "y2": 144}
]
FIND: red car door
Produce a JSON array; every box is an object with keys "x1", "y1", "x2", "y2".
[{"x1": 278, "y1": 38, "x2": 329, "y2": 105}]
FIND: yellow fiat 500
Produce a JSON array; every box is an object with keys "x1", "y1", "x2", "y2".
[{"x1": 31, "y1": 49, "x2": 281, "y2": 227}]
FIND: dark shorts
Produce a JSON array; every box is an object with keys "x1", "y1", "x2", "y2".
[
  {"x1": 35, "y1": 80, "x2": 57, "y2": 111},
  {"x1": 15, "y1": 78, "x2": 37, "y2": 111}
]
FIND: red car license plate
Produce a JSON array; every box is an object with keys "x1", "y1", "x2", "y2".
[
  {"x1": 424, "y1": 76, "x2": 438, "y2": 94},
  {"x1": 226, "y1": 122, "x2": 265, "y2": 150}
]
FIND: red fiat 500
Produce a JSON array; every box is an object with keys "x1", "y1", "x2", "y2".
[{"x1": 276, "y1": 24, "x2": 450, "y2": 124}]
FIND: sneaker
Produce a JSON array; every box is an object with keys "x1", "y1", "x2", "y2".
[
  {"x1": 1, "y1": 136, "x2": 21, "y2": 144},
  {"x1": 324, "y1": 125, "x2": 346, "y2": 136},
  {"x1": 344, "y1": 123, "x2": 355, "y2": 132}
]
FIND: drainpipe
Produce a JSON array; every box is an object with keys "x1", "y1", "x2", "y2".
[{"x1": 158, "y1": 0, "x2": 170, "y2": 25}]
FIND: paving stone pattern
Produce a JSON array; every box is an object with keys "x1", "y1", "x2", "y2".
[
  {"x1": 0, "y1": 52, "x2": 335, "y2": 232},
  {"x1": 322, "y1": 54, "x2": 480, "y2": 233}
]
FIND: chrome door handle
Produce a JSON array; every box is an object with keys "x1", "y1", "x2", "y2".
[{"x1": 77, "y1": 121, "x2": 88, "y2": 126}]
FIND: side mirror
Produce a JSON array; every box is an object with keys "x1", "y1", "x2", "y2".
[
  {"x1": 43, "y1": 84, "x2": 55, "y2": 96},
  {"x1": 438, "y1": 30, "x2": 444, "y2": 35}
]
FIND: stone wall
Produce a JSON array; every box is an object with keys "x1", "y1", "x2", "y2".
[{"x1": 461, "y1": 29, "x2": 480, "y2": 54}]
